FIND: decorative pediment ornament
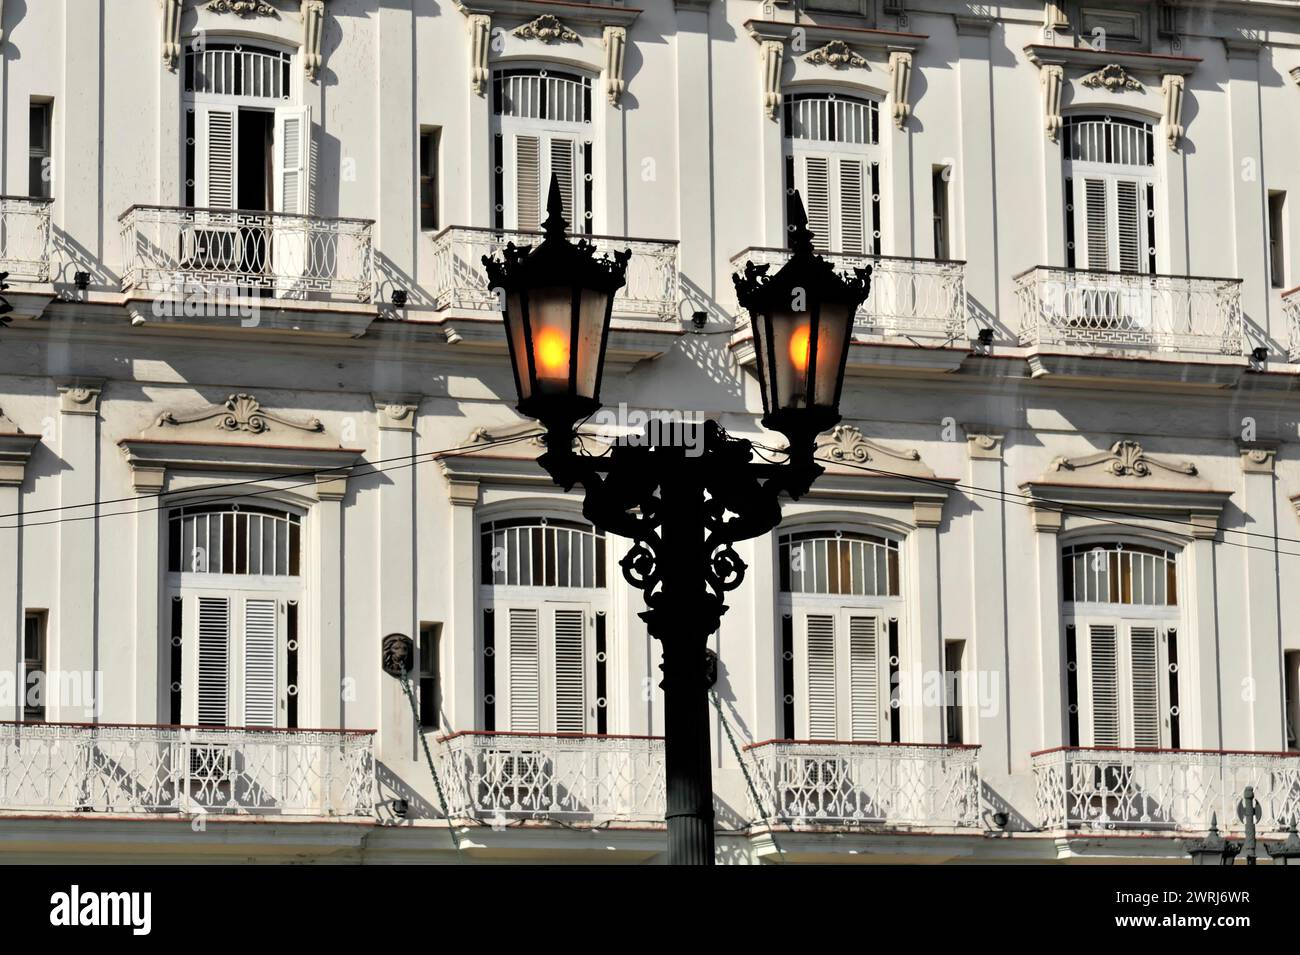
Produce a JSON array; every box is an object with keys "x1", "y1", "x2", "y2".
[
  {"x1": 469, "y1": 15, "x2": 491, "y2": 95},
  {"x1": 760, "y1": 40, "x2": 783, "y2": 119},
  {"x1": 1081, "y1": 63, "x2": 1143, "y2": 93},
  {"x1": 805, "y1": 40, "x2": 867, "y2": 70},
  {"x1": 817, "y1": 424, "x2": 921, "y2": 466},
  {"x1": 1041, "y1": 64, "x2": 1064, "y2": 142},
  {"x1": 889, "y1": 51, "x2": 913, "y2": 129},
  {"x1": 514, "y1": 14, "x2": 579, "y2": 43},
  {"x1": 604, "y1": 26, "x2": 627, "y2": 105},
  {"x1": 157, "y1": 393, "x2": 323, "y2": 436},
  {"x1": 161, "y1": 0, "x2": 183, "y2": 69},
  {"x1": 1050, "y1": 440, "x2": 1196, "y2": 478},
  {"x1": 303, "y1": 0, "x2": 326, "y2": 82},
  {"x1": 1162, "y1": 74, "x2": 1185, "y2": 149},
  {"x1": 207, "y1": 0, "x2": 278, "y2": 14}
]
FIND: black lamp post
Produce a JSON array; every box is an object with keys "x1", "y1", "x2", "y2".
[{"x1": 484, "y1": 177, "x2": 869, "y2": 864}]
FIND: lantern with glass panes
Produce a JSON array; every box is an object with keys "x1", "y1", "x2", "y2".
[{"x1": 482, "y1": 178, "x2": 868, "y2": 866}]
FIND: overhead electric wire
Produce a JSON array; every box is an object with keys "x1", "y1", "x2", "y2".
[{"x1": 0, "y1": 430, "x2": 545, "y2": 532}]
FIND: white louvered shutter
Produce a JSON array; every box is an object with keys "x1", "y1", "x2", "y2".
[
  {"x1": 553, "y1": 608, "x2": 586, "y2": 733},
  {"x1": 1089, "y1": 624, "x2": 1120, "y2": 746},
  {"x1": 848, "y1": 615, "x2": 879, "y2": 741},
  {"x1": 1129, "y1": 626, "x2": 1161, "y2": 748},
  {"x1": 1076, "y1": 174, "x2": 1151, "y2": 274},
  {"x1": 1081, "y1": 177, "x2": 1109, "y2": 271},
  {"x1": 508, "y1": 607, "x2": 541, "y2": 732},
  {"x1": 796, "y1": 155, "x2": 833, "y2": 254},
  {"x1": 805, "y1": 614, "x2": 838, "y2": 740},
  {"x1": 1116, "y1": 179, "x2": 1143, "y2": 274},
  {"x1": 197, "y1": 596, "x2": 230, "y2": 726},
  {"x1": 243, "y1": 598, "x2": 277, "y2": 727},
  {"x1": 514, "y1": 135, "x2": 542, "y2": 231},
  {"x1": 838, "y1": 159, "x2": 866, "y2": 256},
  {"x1": 197, "y1": 105, "x2": 236, "y2": 209},
  {"x1": 274, "y1": 105, "x2": 312, "y2": 215},
  {"x1": 549, "y1": 138, "x2": 577, "y2": 228}
]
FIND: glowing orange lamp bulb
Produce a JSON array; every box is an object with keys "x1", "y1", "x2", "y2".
[
  {"x1": 534, "y1": 327, "x2": 569, "y2": 376},
  {"x1": 788, "y1": 325, "x2": 811, "y2": 372}
]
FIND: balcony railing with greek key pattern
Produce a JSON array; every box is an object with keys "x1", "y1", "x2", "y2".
[
  {"x1": 1284, "y1": 286, "x2": 1300, "y2": 362},
  {"x1": 1015, "y1": 267, "x2": 1244, "y2": 357},
  {"x1": 119, "y1": 205, "x2": 375, "y2": 303},
  {"x1": 429, "y1": 226, "x2": 680, "y2": 323},
  {"x1": 0, "y1": 722, "x2": 374, "y2": 817},
  {"x1": 744, "y1": 740, "x2": 982, "y2": 829},
  {"x1": 730, "y1": 249, "x2": 968, "y2": 342},
  {"x1": 0, "y1": 195, "x2": 53, "y2": 282},
  {"x1": 1032, "y1": 747, "x2": 1300, "y2": 833},
  {"x1": 435, "y1": 731, "x2": 666, "y2": 824}
]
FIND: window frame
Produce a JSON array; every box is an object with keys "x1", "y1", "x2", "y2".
[
  {"x1": 777, "y1": 526, "x2": 906, "y2": 743},
  {"x1": 28, "y1": 99, "x2": 52, "y2": 200}
]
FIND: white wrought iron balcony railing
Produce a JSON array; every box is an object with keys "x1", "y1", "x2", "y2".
[
  {"x1": 119, "y1": 205, "x2": 375, "y2": 303},
  {"x1": 1283, "y1": 286, "x2": 1300, "y2": 362},
  {"x1": 744, "y1": 740, "x2": 982, "y2": 829},
  {"x1": 1032, "y1": 746, "x2": 1300, "y2": 833},
  {"x1": 0, "y1": 721, "x2": 374, "y2": 817},
  {"x1": 729, "y1": 249, "x2": 968, "y2": 342},
  {"x1": 429, "y1": 226, "x2": 680, "y2": 323},
  {"x1": 1015, "y1": 266, "x2": 1244, "y2": 357},
  {"x1": 0, "y1": 195, "x2": 53, "y2": 283},
  {"x1": 435, "y1": 731, "x2": 666, "y2": 824}
]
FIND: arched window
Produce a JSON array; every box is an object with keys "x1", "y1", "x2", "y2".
[
  {"x1": 166, "y1": 503, "x2": 303, "y2": 730},
  {"x1": 183, "y1": 40, "x2": 309, "y2": 216},
  {"x1": 1063, "y1": 115, "x2": 1157, "y2": 274},
  {"x1": 492, "y1": 68, "x2": 594, "y2": 233},
  {"x1": 777, "y1": 529, "x2": 902, "y2": 743},
  {"x1": 479, "y1": 517, "x2": 608, "y2": 734},
  {"x1": 783, "y1": 93, "x2": 882, "y2": 256},
  {"x1": 1061, "y1": 541, "x2": 1181, "y2": 750}
]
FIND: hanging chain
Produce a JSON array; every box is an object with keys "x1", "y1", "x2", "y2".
[
  {"x1": 397, "y1": 672, "x2": 464, "y2": 859},
  {"x1": 709, "y1": 689, "x2": 787, "y2": 862}
]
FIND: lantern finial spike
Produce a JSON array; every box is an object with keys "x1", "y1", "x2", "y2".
[
  {"x1": 542, "y1": 172, "x2": 569, "y2": 239},
  {"x1": 786, "y1": 189, "x2": 815, "y2": 255}
]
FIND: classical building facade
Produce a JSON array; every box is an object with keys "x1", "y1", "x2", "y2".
[{"x1": 0, "y1": 0, "x2": 1299, "y2": 863}]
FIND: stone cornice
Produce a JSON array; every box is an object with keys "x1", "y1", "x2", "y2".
[
  {"x1": 1019, "y1": 480, "x2": 1231, "y2": 536},
  {"x1": 118, "y1": 437, "x2": 362, "y2": 497},
  {"x1": 745, "y1": 19, "x2": 927, "y2": 54},
  {"x1": 0, "y1": 409, "x2": 40, "y2": 488},
  {"x1": 455, "y1": 0, "x2": 641, "y2": 29},
  {"x1": 1024, "y1": 44, "x2": 1201, "y2": 77}
]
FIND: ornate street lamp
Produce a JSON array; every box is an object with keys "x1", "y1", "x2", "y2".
[
  {"x1": 1263, "y1": 819, "x2": 1300, "y2": 865},
  {"x1": 483, "y1": 178, "x2": 869, "y2": 865},
  {"x1": 1183, "y1": 813, "x2": 1241, "y2": 865}
]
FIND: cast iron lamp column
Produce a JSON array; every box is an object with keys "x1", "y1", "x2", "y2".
[{"x1": 483, "y1": 177, "x2": 869, "y2": 864}]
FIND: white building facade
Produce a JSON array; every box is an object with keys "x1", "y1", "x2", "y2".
[{"x1": 0, "y1": 0, "x2": 1299, "y2": 863}]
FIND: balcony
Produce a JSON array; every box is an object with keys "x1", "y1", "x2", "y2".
[
  {"x1": 0, "y1": 721, "x2": 374, "y2": 817},
  {"x1": 435, "y1": 731, "x2": 666, "y2": 825},
  {"x1": 1284, "y1": 285, "x2": 1300, "y2": 362},
  {"x1": 744, "y1": 740, "x2": 982, "y2": 830},
  {"x1": 729, "y1": 250, "x2": 969, "y2": 373},
  {"x1": 429, "y1": 225, "x2": 680, "y2": 325},
  {"x1": 0, "y1": 195, "x2": 53, "y2": 283},
  {"x1": 119, "y1": 205, "x2": 376, "y2": 333},
  {"x1": 1015, "y1": 267, "x2": 1244, "y2": 380},
  {"x1": 1032, "y1": 746, "x2": 1300, "y2": 834}
]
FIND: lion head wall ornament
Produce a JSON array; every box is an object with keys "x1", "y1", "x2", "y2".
[{"x1": 382, "y1": 633, "x2": 415, "y2": 677}]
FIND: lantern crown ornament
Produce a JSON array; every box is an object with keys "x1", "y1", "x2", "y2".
[
  {"x1": 483, "y1": 175, "x2": 630, "y2": 436},
  {"x1": 732, "y1": 190, "x2": 870, "y2": 461}
]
